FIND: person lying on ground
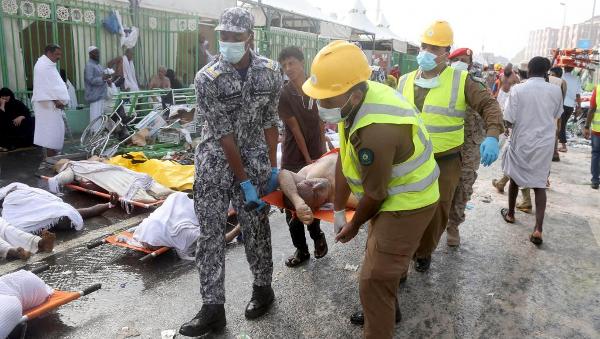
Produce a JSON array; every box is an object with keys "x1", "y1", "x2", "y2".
[
  {"x1": 49, "y1": 159, "x2": 173, "y2": 203},
  {"x1": 0, "y1": 270, "x2": 54, "y2": 338},
  {"x1": 0, "y1": 218, "x2": 55, "y2": 260},
  {"x1": 278, "y1": 152, "x2": 358, "y2": 225},
  {"x1": 0, "y1": 182, "x2": 119, "y2": 234},
  {"x1": 124, "y1": 192, "x2": 241, "y2": 259}
]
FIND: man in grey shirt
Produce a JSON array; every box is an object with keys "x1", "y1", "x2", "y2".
[{"x1": 84, "y1": 46, "x2": 110, "y2": 124}]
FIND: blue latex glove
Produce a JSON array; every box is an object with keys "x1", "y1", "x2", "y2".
[
  {"x1": 266, "y1": 167, "x2": 280, "y2": 193},
  {"x1": 240, "y1": 180, "x2": 266, "y2": 211},
  {"x1": 480, "y1": 136, "x2": 499, "y2": 167}
]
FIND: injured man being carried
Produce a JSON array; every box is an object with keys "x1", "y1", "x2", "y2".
[
  {"x1": 48, "y1": 159, "x2": 173, "y2": 203},
  {"x1": 0, "y1": 270, "x2": 54, "y2": 338},
  {"x1": 0, "y1": 182, "x2": 118, "y2": 234},
  {"x1": 123, "y1": 192, "x2": 241, "y2": 260},
  {"x1": 278, "y1": 152, "x2": 358, "y2": 225}
]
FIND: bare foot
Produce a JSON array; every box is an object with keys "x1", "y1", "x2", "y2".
[
  {"x1": 7, "y1": 247, "x2": 32, "y2": 260},
  {"x1": 37, "y1": 230, "x2": 56, "y2": 253}
]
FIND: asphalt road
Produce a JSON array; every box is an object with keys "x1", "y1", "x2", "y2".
[{"x1": 1, "y1": 144, "x2": 599, "y2": 339}]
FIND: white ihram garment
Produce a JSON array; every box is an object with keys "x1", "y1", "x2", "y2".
[
  {"x1": 0, "y1": 218, "x2": 40, "y2": 259},
  {"x1": 502, "y1": 78, "x2": 563, "y2": 188},
  {"x1": 31, "y1": 55, "x2": 69, "y2": 150},
  {"x1": 48, "y1": 160, "x2": 172, "y2": 202},
  {"x1": 122, "y1": 55, "x2": 139, "y2": 91},
  {"x1": 0, "y1": 183, "x2": 83, "y2": 233},
  {"x1": 0, "y1": 270, "x2": 53, "y2": 338},
  {"x1": 132, "y1": 192, "x2": 199, "y2": 260}
]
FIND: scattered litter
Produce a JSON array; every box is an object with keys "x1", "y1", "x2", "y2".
[
  {"x1": 160, "y1": 329, "x2": 176, "y2": 339},
  {"x1": 120, "y1": 282, "x2": 128, "y2": 288},
  {"x1": 117, "y1": 326, "x2": 140, "y2": 338},
  {"x1": 236, "y1": 334, "x2": 252, "y2": 339},
  {"x1": 61, "y1": 270, "x2": 72, "y2": 275},
  {"x1": 486, "y1": 293, "x2": 495, "y2": 297},
  {"x1": 480, "y1": 195, "x2": 492, "y2": 203},
  {"x1": 465, "y1": 202, "x2": 474, "y2": 210},
  {"x1": 344, "y1": 264, "x2": 359, "y2": 272},
  {"x1": 301, "y1": 269, "x2": 307, "y2": 273}
]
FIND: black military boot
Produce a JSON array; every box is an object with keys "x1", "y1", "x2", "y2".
[
  {"x1": 245, "y1": 284, "x2": 275, "y2": 319},
  {"x1": 179, "y1": 304, "x2": 226, "y2": 337},
  {"x1": 350, "y1": 300, "x2": 402, "y2": 325},
  {"x1": 415, "y1": 256, "x2": 432, "y2": 272}
]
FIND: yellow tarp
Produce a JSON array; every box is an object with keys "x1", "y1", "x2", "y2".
[{"x1": 109, "y1": 152, "x2": 194, "y2": 191}]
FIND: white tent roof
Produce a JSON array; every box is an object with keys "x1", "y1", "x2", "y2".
[
  {"x1": 374, "y1": 14, "x2": 400, "y2": 41},
  {"x1": 342, "y1": 0, "x2": 377, "y2": 35}
]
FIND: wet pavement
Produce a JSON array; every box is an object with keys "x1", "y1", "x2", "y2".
[{"x1": 1, "y1": 145, "x2": 600, "y2": 338}]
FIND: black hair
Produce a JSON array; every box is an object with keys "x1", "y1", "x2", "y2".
[
  {"x1": 564, "y1": 66, "x2": 574, "y2": 72},
  {"x1": 550, "y1": 66, "x2": 563, "y2": 78},
  {"x1": 518, "y1": 69, "x2": 528, "y2": 80},
  {"x1": 0, "y1": 87, "x2": 15, "y2": 98},
  {"x1": 278, "y1": 46, "x2": 304, "y2": 63},
  {"x1": 528, "y1": 56, "x2": 551, "y2": 78},
  {"x1": 44, "y1": 43, "x2": 61, "y2": 54}
]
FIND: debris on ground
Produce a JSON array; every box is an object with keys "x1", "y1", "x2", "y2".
[
  {"x1": 160, "y1": 329, "x2": 176, "y2": 339},
  {"x1": 344, "y1": 263, "x2": 359, "y2": 272}
]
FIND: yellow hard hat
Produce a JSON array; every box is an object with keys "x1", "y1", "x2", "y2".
[
  {"x1": 421, "y1": 20, "x2": 454, "y2": 47},
  {"x1": 302, "y1": 40, "x2": 372, "y2": 99},
  {"x1": 494, "y1": 63, "x2": 503, "y2": 71}
]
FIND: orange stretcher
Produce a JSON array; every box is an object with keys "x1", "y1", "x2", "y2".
[
  {"x1": 40, "y1": 175, "x2": 164, "y2": 210},
  {"x1": 87, "y1": 231, "x2": 170, "y2": 262},
  {"x1": 261, "y1": 190, "x2": 355, "y2": 223},
  {"x1": 15, "y1": 265, "x2": 101, "y2": 337}
]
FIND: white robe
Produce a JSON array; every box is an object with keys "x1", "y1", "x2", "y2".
[
  {"x1": 32, "y1": 55, "x2": 70, "y2": 150},
  {"x1": 502, "y1": 78, "x2": 563, "y2": 188},
  {"x1": 0, "y1": 270, "x2": 53, "y2": 338},
  {"x1": 0, "y1": 218, "x2": 40, "y2": 259},
  {"x1": 48, "y1": 160, "x2": 172, "y2": 203},
  {"x1": 122, "y1": 55, "x2": 139, "y2": 91},
  {"x1": 131, "y1": 192, "x2": 199, "y2": 260},
  {"x1": 0, "y1": 183, "x2": 83, "y2": 233}
]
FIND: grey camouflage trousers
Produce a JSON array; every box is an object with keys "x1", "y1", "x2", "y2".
[{"x1": 194, "y1": 156, "x2": 273, "y2": 305}]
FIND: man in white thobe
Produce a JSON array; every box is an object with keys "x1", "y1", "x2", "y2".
[
  {"x1": 501, "y1": 57, "x2": 563, "y2": 246},
  {"x1": 108, "y1": 48, "x2": 139, "y2": 91},
  {"x1": 32, "y1": 44, "x2": 70, "y2": 157}
]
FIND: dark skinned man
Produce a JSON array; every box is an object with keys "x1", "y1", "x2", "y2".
[
  {"x1": 179, "y1": 7, "x2": 282, "y2": 337},
  {"x1": 397, "y1": 21, "x2": 503, "y2": 272},
  {"x1": 303, "y1": 40, "x2": 440, "y2": 339}
]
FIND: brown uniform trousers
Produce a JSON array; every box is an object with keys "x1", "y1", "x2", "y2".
[
  {"x1": 447, "y1": 107, "x2": 485, "y2": 238},
  {"x1": 360, "y1": 203, "x2": 438, "y2": 338}
]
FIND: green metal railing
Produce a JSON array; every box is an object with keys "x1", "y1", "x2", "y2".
[
  {"x1": 0, "y1": 0, "x2": 214, "y2": 107},
  {"x1": 254, "y1": 27, "x2": 331, "y2": 71}
]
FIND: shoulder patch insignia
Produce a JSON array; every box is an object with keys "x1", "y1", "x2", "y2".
[
  {"x1": 358, "y1": 148, "x2": 374, "y2": 166},
  {"x1": 203, "y1": 66, "x2": 222, "y2": 80},
  {"x1": 263, "y1": 59, "x2": 279, "y2": 71}
]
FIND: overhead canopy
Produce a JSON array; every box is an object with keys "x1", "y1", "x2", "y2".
[
  {"x1": 113, "y1": 0, "x2": 235, "y2": 20},
  {"x1": 342, "y1": 0, "x2": 377, "y2": 38}
]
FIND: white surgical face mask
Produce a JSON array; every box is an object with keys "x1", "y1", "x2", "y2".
[
  {"x1": 317, "y1": 97, "x2": 352, "y2": 123},
  {"x1": 219, "y1": 39, "x2": 248, "y2": 64},
  {"x1": 451, "y1": 61, "x2": 469, "y2": 72},
  {"x1": 414, "y1": 73, "x2": 441, "y2": 89}
]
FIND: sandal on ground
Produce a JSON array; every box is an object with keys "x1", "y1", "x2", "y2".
[
  {"x1": 500, "y1": 208, "x2": 515, "y2": 224},
  {"x1": 285, "y1": 250, "x2": 310, "y2": 267},
  {"x1": 530, "y1": 231, "x2": 543, "y2": 245},
  {"x1": 516, "y1": 204, "x2": 532, "y2": 214},
  {"x1": 313, "y1": 232, "x2": 328, "y2": 259}
]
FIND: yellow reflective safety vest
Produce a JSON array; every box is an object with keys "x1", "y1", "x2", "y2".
[
  {"x1": 397, "y1": 67, "x2": 468, "y2": 153},
  {"x1": 338, "y1": 81, "x2": 440, "y2": 212},
  {"x1": 593, "y1": 85, "x2": 600, "y2": 133}
]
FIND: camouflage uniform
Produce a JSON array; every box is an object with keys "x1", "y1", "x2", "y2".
[
  {"x1": 447, "y1": 103, "x2": 485, "y2": 243},
  {"x1": 193, "y1": 28, "x2": 283, "y2": 303}
]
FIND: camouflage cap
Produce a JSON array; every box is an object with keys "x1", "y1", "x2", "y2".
[{"x1": 215, "y1": 7, "x2": 254, "y2": 33}]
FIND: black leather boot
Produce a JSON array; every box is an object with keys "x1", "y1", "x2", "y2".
[
  {"x1": 350, "y1": 300, "x2": 401, "y2": 325},
  {"x1": 179, "y1": 304, "x2": 226, "y2": 337},
  {"x1": 245, "y1": 284, "x2": 275, "y2": 319},
  {"x1": 415, "y1": 256, "x2": 432, "y2": 272}
]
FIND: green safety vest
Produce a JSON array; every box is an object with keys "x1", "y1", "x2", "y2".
[
  {"x1": 338, "y1": 81, "x2": 440, "y2": 212},
  {"x1": 397, "y1": 67, "x2": 468, "y2": 154},
  {"x1": 593, "y1": 85, "x2": 600, "y2": 133}
]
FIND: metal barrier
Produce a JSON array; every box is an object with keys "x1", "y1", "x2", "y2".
[{"x1": 0, "y1": 0, "x2": 215, "y2": 106}]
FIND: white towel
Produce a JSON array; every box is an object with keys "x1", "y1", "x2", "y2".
[{"x1": 122, "y1": 55, "x2": 139, "y2": 91}]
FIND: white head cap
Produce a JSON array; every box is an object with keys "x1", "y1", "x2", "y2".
[{"x1": 88, "y1": 46, "x2": 98, "y2": 54}]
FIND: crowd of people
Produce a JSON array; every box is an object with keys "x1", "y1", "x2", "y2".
[{"x1": 1, "y1": 4, "x2": 599, "y2": 339}]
